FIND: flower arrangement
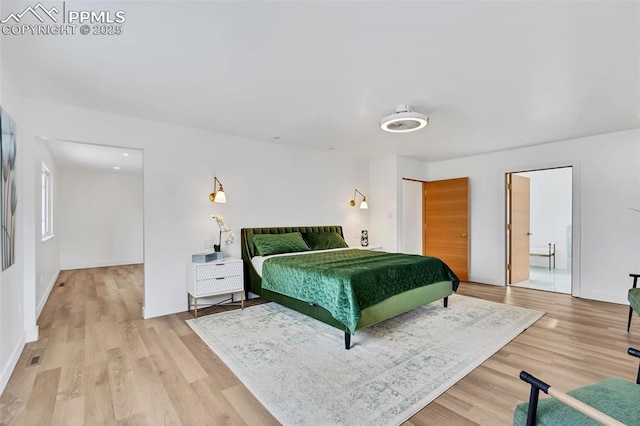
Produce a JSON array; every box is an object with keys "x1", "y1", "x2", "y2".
[{"x1": 212, "y1": 214, "x2": 235, "y2": 251}]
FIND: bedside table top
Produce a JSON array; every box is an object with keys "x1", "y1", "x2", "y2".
[{"x1": 192, "y1": 257, "x2": 242, "y2": 266}]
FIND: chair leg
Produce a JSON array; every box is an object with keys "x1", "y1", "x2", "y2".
[{"x1": 628, "y1": 274, "x2": 639, "y2": 332}]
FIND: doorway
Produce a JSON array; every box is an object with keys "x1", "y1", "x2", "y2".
[
  {"x1": 37, "y1": 139, "x2": 145, "y2": 316},
  {"x1": 423, "y1": 177, "x2": 469, "y2": 281},
  {"x1": 506, "y1": 167, "x2": 572, "y2": 294},
  {"x1": 400, "y1": 177, "x2": 469, "y2": 281}
]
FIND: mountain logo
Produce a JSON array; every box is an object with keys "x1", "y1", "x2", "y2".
[{"x1": 1, "y1": 3, "x2": 60, "y2": 24}]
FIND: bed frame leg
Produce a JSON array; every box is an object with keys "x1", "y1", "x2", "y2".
[
  {"x1": 345, "y1": 332, "x2": 351, "y2": 350},
  {"x1": 443, "y1": 296, "x2": 448, "y2": 308}
]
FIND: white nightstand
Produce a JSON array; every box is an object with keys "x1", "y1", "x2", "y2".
[{"x1": 187, "y1": 257, "x2": 244, "y2": 318}]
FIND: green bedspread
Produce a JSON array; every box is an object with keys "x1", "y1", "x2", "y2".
[{"x1": 261, "y1": 249, "x2": 460, "y2": 333}]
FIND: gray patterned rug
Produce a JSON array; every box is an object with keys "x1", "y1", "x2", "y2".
[{"x1": 187, "y1": 294, "x2": 543, "y2": 426}]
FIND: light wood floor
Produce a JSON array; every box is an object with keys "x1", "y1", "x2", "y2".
[{"x1": 1, "y1": 265, "x2": 638, "y2": 425}]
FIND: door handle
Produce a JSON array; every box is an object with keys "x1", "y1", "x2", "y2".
[
  {"x1": 461, "y1": 233, "x2": 467, "y2": 237},
  {"x1": 527, "y1": 232, "x2": 532, "y2": 236}
]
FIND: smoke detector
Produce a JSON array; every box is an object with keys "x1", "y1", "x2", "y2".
[{"x1": 380, "y1": 104, "x2": 429, "y2": 133}]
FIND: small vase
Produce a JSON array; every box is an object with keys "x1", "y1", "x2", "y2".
[{"x1": 213, "y1": 244, "x2": 221, "y2": 252}]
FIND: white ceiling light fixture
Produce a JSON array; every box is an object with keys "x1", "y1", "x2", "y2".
[{"x1": 380, "y1": 104, "x2": 429, "y2": 133}]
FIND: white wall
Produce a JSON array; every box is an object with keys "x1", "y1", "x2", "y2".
[
  {"x1": 370, "y1": 156, "x2": 428, "y2": 252},
  {"x1": 518, "y1": 168, "x2": 572, "y2": 270},
  {"x1": 0, "y1": 56, "x2": 33, "y2": 395},
  {"x1": 58, "y1": 169, "x2": 143, "y2": 269},
  {"x1": 423, "y1": 129, "x2": 640, "y2": 304},
  {"x1": 401, "y1": 180, "x2": 422, "y2": 254},
  {"x1": 369, "y1": 157, "x2": 398, "y2": 251},
  {"x1": 18, "y1": 99, "x2": 369, "y2": 321},
  {"x1": 397, "y1": 157, "x2": 428, "y2": 254},
  {"x1": 34, "y1": 139, "x2": 60, "y2": 317}
]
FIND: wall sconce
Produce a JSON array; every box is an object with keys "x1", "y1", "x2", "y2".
[
  {"x1": 350, "y1": 189, "x2": 368, "y2": 209},
  {"x1": 209, "y1": 176, "x2": 227, "y2": 203}
]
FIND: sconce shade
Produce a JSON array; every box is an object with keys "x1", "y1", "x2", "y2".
[
  {"x1": 212, "y1": 189, "x2": 226, "y2": 203},
  {"x1": 350, "y1": 189, "x2": 368, "y2": 209},
  {"x1": 209, "y1": 177, "x2": 227, "y2": 203}
]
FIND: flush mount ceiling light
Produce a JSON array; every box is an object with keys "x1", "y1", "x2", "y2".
[{"x1": 380, "y1": 104, "x2": 429, "y2": 133}]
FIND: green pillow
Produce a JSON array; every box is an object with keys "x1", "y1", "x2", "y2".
[
  {"x1": 303, "y1": 232, "x2": 349, "y2": 250},
  {"x1": 252, "y1": 232, "x2": 311, "y2": 256}
]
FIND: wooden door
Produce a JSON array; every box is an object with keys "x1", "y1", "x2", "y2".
[
  {"x1": 509, "y1": 174, "x2": 530, "y2": 284},
  {"x1": 423, "y1": 177, "x2": 469, "y2": 281}
]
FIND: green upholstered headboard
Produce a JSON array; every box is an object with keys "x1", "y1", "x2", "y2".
[
  {"x1": 241, "y1": 225, "x2": 344, "y2": 297},
  {"x1": 242, "y1": 225, "x2": 344, "y2": 258}
]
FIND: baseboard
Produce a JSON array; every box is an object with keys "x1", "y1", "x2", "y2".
[
  {"x1": 25, "y1": 324, "x2": 39, "y2": 343},
  {"x1": 580, "y1": 290, "x2": 627, "y2": 305},
  {"x1": 142, "y1": 302, "x2": 187, "y2": 319},
  {"x1": 37, "y1": 269, "x2": 60, "y2": 319},
  {"x1": 465, "y1": 280, "x2": 501, "y2": 287},
  {"x1": 0, "y1": 331, "x2": 25, "y2": 396},
  {"x1": 61, "y1": 260, "x2": 143, "y2": 270},
  {"x1": 467, "y1": 276, "x2": 502, "y2": 286}
]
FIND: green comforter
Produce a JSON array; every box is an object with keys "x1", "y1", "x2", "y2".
[{"x1": 261, "y1": 249, "x2": 460, "y2": 333}]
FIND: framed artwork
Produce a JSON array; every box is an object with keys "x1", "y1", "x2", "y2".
[{"x1": 1, "y1": 106, "x2": 17, "y2": 271}]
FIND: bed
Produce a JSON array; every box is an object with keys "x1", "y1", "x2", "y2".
[{"x1": 241, "y1": 226, "x2": 459, "y2": 349}]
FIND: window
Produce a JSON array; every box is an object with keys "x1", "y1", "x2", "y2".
[{"x1": 41, "y1": 163, "x2": 53, "y2": 240}]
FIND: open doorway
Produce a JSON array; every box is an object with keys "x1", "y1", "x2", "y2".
[
  {"x1": 506, "y1": 167, "x2": 572, "y2": 294},
  {"x1": 35, "y1": 138, "x2": 144, "y2": 318}
]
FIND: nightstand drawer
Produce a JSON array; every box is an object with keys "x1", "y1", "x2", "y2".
[
  {"x1": 193, "y1": 275, "x2": 243, "y2": 296},
  {"x1": 195, "y1": 261, "x2": 242, "y2": 280}
]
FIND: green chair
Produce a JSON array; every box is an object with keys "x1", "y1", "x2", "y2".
[
  {"x1": 628, "y1": 273, "x2": 640, "y2": 332},
  {"x1": 514, "y1": 348, "x2": 640, "y2": 425}
]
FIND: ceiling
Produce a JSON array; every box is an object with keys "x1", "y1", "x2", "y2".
[
  {"x1": 45, "y1": 139, "x2": 143, "y2": 175},
  {"x1": 3, "y1": 1, "x2": 639, "y2": 163}
]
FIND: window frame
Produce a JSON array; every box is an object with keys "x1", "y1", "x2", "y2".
[{"x1": 41, "y1": 162, "x2": 54, "y2": 241}]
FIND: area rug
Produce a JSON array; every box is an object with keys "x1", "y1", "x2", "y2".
[{"x1": 187, "y1": 294, "x2": 543, "y2": 425}]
